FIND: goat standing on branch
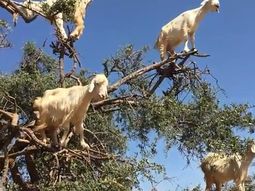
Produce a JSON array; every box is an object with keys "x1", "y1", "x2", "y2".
[
  {"x1": 201, "y1": 141, "x2": 255, "y2": 191},
  {"x1": 155, "y1": 0, "x2": 220, "y2": 60},
  {"x1": 33, "y1": 74, "x2": 108, "y2": 149},
  {"x1": 8, "y1": 0, "x2": 92, "y2": 40}
]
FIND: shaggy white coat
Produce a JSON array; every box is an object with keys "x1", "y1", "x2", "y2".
[
  {"x1": 17, "y1": 0, "x2": 92, "y2": 40},
  {"x1": 155, "y1": 0, "x2": 220, "y2": 60},
  {"x1": 201, "y1": 141, "x2": 255, "y2": 191},
  {"x1": 33, "y1": 74, "x2": 108, "y2": 149}
]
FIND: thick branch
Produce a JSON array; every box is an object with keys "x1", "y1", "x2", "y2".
[
  {"x1": 1, "y1": 0, "x2": 38, "y2": 23},
  {"x1": 0, "y1": 1, "x2": 14, "y2": 14},
  {"x1": 0, "y1": 109, "x2": 14, "y2": 120},
  {"x1": 108, "y1": 58, "x2": 170, "y2": 93},
  {"x1": 21, "y1": 127, "x2": 53, "y2": 150},
  {"x1": 108, "y1": 51, "x2": 208, "y2": 93},
  {"x1": 0, "y1": 146, "x2": 37, "y2": 159},
  {"x1": 0, "y1": 109, "x2": 19, "y2": 126},
  {"x1": 92, "y1": 96, "x2": 137, "y2": 109}
]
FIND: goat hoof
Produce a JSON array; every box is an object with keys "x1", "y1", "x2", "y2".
[
  {"x1": 81, "y1": 142, "x2": 90, "y2": 150},
  {"x1": 69, "y1": 34, "x2": 79, "y2": 41},
  {"x1": 60, "y1": 36, "x2": 68, "y2": 42},
  {"x1": 51, "y1": 144, "x2": 61, "y2": 151},
  {"x1": 191, "y1": 48, "x2": 198, "y2": 53}
]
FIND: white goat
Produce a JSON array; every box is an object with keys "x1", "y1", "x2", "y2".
[
  {"x1": 154, "y1": 0, "x2": 220, "y2": 60},
  {"x1": 33, "y1": 74, "x2": 108, "y2": 149},
  {"x1": 15, "y1": 0, "x2": 92, "y2": 40},
  {"x1": 201, "y1": 141, "x2": 255, "y2": 191}
]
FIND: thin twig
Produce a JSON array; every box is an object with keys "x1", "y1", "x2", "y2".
[
  {"x1": 108, "y1": 51, "x2": 208, "y2": 93},
  {"x1": 92, "y1": 96, "x2": 137, "y2": 109}
]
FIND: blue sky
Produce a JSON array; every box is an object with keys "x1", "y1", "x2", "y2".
[{"x1": 1, "y1": 0, "x2": 255, "y2": 190}]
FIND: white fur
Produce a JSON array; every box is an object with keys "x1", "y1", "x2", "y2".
[
  {"x1": 17, "y1": 0, "x2": 92, "y2": 40},
  {"x1": 201, "y1": 141, "x2": 255, "y2": 191},
  {"x1": 155, "y1": 0, "x2": 220, "y2": 60},
  {"x1": 33, "y1": 74, "x2": 108, "y2": 149}
]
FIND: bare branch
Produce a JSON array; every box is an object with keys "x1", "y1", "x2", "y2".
[
  {"x1": 58, "y1": 45, "x2": 65, "y2": 87},
  {"x1": 92, "y1": 96, "x2": 137, "y2": 109},
  {"x1": 21, "y1": 127, "x2": 53, "y2": 150},
  {"x1": 149, "y1": 76, "x2": 165, "y2": 95},
  {"x1": 108, "y1": 51, "x2": 208, "y2": 93},
  {"x1": 0, "y1": 146, "x2": 36, "y2": 160},
  {"x1": 0, "y1": 109, "x2": 19, "y2": 127},
  {"x1": 1, "y1": 0, "x2": 38, "y2": 23}
]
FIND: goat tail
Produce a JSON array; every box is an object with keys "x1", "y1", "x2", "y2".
[
  {"x1": 200, "y1": 162, "x2": 207, "y2": 173},
  {"x1": 200, "y1": 159, "x2": 213, "y2": 174}
]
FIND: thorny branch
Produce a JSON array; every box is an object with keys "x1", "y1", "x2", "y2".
[
  {"x1": 0, "y1": 13, "x2": 211, "y2": 187},
  {"x1": 0, "y1": 100, "x2": 121, "y2": 189},
  {"x1": 50, "y1": 40, "x2": 82, "y2": 87},
  {"x1": 0, "y1": 0, "x2": 82, "y2": 87},
  {"x1": 0, "y1": 0, "x2": 38, "y2": 24},
  {"x1": 92, "y1": 95, "x2": 138, "y2": 109},
  {"x1": 108, "y1": 50, "x2": 209, "y2": 93}
]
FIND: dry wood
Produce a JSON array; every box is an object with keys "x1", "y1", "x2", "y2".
[
  {"x1": 1, "y1": 0, "x2": 38, "y2": 23},
  {"x1": 108, "y1": 50, "x2": 209, "y2": 93}
]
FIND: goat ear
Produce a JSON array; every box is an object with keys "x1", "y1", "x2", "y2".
[
  {"x1": 88, "y1": 81, "x2": 95, "y2": 93},
  {"x1": 201, "y1": 0, "x2": 209, "y2": 6},
  {"x1": 89, "y1": 79, "x2": 96, "y2": 93},
  {"x1": 251, "y1": 144, "x2": 255, "y2": 153}
]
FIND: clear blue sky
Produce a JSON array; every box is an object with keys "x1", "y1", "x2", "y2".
[{"x1": 1, "y1": 0, "x2": 255, "y2": 190}]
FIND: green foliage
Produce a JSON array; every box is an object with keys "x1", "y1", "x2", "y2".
[
  {"x1": 85, "y1": 111, "x2": 127, "y2": 154},
  {"x1": 29, "y1": 153, "x2": 163, "y2": 191},
  {"x1": 1, "y1": 43, "x2": 255, "y2": 190},
  {"x1": 103, "y1": 44, "x2": 151, "y2": 96},
  {"x1": 181, "y1": 185, "x2": 203, "y2": 191},
  {"x1": 104, "y1": 45, "x2": 255, "y2": 160},
  {"x1": 0, "y1": 43, "x2": 165, "y2": 190},
  {"x1": 41, "y1": 0, "x2": 77, "y2": 21},
  {"x1": 0, "y1": 19, "x2": 11, "y2": 48},
  {"x1": 0, "y1": 42, "x2": 58, "y2": 119}
]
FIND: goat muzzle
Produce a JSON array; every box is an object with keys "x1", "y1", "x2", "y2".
[{"x1": 215, "y1": 5, "x2": 220, "y2": 13}]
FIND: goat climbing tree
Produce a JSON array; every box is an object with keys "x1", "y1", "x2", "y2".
[{"x1": 1, "y1": 1, "x2": 255, "y2": 191}]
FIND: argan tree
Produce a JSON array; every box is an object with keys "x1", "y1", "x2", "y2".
[{"x1": 1, "y1": 1, "x2": 255, "y2": 191}]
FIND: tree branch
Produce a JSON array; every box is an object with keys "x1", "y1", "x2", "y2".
[
  {"x1": 92, "y1": 96, "x2": 137, "y2": 109},
  {"x1": 1, "y1": 0, "x2": 38, "y2": 23},
  {"x1": 0, "y1": 146, "x2": 37, "y2": 159},
  {"x1": 149, "y1": 76, "x2": 165, "y2": 95},
  {"x1": 58, "y1": 45, "x2": 65, "y2": 87},
  {"x1": 108, "y1": 51, "x2": 208, "y2": 93},
  {"x1": 0, "y1": 109, "x2": 19, "y2": 127}
]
